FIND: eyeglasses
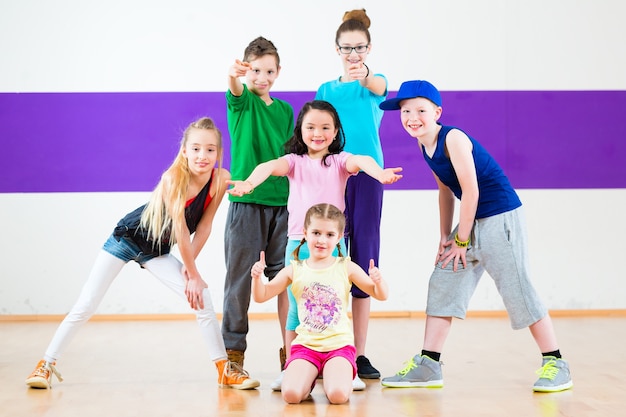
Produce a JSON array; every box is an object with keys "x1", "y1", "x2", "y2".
[{"x1": 337, "y1": 44, "x2": 369, "y2": 54}]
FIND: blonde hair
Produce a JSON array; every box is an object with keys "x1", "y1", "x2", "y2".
[
  {"x1": 140, "y1": 117, "x2": 224, "y2": 249},
  {"x1": 291, "y1": 204, "x2": 346, "y2": 261}
]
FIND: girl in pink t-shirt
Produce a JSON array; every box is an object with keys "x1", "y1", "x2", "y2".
[{"x1": 227, "y1": 100, "x2": 401, "y2": 389}]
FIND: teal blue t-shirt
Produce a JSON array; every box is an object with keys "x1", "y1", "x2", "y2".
[{"x1": 316, "y1": 75, "x2": 388, "y2": 167}]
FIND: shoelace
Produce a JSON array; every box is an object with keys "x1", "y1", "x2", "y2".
[
  {"x1": 37, "y1": 362, "x2": 64, "y2": 382},
  {"x1": 535, "y1": 359, "x2": 559, "y2": 380},
  {"x1": 228, "y1": 361, "x2": 250, "y2": 379},
  {"x1": 397, "y1": 358, "x2": 418, "y2": 376}
]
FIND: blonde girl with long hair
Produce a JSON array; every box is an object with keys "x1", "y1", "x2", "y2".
[{"x1": 25, "y1": 117, "x2": 259, "y2": 390}]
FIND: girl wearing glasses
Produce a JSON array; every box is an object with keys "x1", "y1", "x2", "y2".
[{"x1": 314, "y1": 8, "x2": 388, "y2": 383}]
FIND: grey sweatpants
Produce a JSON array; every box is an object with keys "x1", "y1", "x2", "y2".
[{"x1": 222, "y1": 202, "x2": 288, "y2": 352}]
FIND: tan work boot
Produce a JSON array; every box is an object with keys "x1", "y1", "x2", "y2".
[
  {"x1": 215, "y1": 359, "x2": 260, "y2": 390},
  {"x1": 279, "y1": 346, "x2": 287, "y2": 371},
  {"x1": 226, "y1": 349, "x2": 244, "y2": 367},
  {"x1": 25, "y1": 359, "x2": 63, "y2": 389}
]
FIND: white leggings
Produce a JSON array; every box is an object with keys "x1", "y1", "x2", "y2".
[{"x1": 43, "y1": 250, "x2": 226, "y2": 363}]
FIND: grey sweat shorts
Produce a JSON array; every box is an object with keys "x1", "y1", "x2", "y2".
[{"x1": 426, "y1": 207, "x2": 548, "y2": 330}]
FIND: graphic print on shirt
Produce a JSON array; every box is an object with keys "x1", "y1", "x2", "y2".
[{"x1": 302, "y1": 282, "x2": 342, "y2": 333}]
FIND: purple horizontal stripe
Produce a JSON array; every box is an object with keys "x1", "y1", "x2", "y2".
[{"x1": 1, "y1": 91, "x2": 625, "y2": 193}]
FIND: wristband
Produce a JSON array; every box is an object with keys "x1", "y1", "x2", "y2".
[
  {"x1": 454, "y1": 233, "x2": 470, "y2": 248},
  {"x1": 363, "y1": 63, "x2": 370, "y2": 78}
]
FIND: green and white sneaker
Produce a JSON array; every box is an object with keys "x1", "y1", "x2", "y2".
[
  {"x1": 533, "y1": 356, "x2": 573, "y2": 392},
  {"x1": 381, "y1": 354, "x2": 443, "y2": 388}
]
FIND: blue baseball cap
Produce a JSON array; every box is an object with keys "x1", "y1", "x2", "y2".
[{"x1": 379, "y1": 80, "x2": 442, "y2": 110}]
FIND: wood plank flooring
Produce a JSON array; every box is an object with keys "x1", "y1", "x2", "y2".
[{"x1": 1, "y1": 316, "x2": 624, "y2": 417}]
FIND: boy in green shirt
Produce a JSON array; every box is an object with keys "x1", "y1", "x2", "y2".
[{"x1": 222, "y1": 36, "x2": 294, "y2": 373}]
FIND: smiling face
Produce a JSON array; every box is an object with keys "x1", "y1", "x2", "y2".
[
  {"x1": 336, "y1": 30, "x2": 370, "y2": 69},
  {"x1": 304, "y1": 216, "x2": 343, "y2": 260},
  {"x1": 245, "y1": 54, "x2": 280, "y2": 102},
  {"x1": 399, "y1": 97, "x2": 442, "y2": 139},
  {"x1": 182, "y1": 127, "x2": 220, "y2": 176},
  {"x1": 301, "y1": 109, "x2": 338, "y2": 158}
]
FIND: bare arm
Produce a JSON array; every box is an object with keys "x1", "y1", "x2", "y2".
[
  {"x1": 188, "y1": 168, "x2": 231, "y2": 257},
  {"x1": 347, "y1": 259, "x2": 388, "y2": 301},
  {"x1": 346, "y1": 63, "x2": 387, "y2": 96},
  {"x1": 227, "y1": 59, "x2": 249, "y2": 97},
  {"x1": 437, "y1": 129, "x2": 478, "y2": 271},
  {"x1": 175, "y1": 168, "x2": 231, "y2": 310},
  {"x1": 360, "y1": 73, "x2": 387, "y2": 96},
  {"x1": 447, "y1": 129, "x2": 479, "y2": 242},
  {"x1": 345, "y1": 154, "x2": 403, "y2": 184},
  {"x1": 251, "y1": 251, "x2": 292, "y2": 303},
  {"x1": 227, "y1": 158, "x2": 289, "y2": 196}
]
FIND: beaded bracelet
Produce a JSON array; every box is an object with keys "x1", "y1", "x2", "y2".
[{"x1": 454, "y1": 233, "x2": 470, "y2": 248}]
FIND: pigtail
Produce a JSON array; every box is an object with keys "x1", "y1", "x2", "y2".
[
  {"x1": 292, "y1": 238, "x2": 307, "y2": 262},
  {"x1": 336, "y1": 242, "x2": 344, "y2": 258}
]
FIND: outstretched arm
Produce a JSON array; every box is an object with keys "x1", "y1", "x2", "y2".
[
  {"x1": 251, "y1": 251, "x2": 292, "y2": 303},
  {"x1": 347, "y1": 259, "x2": 388, "y2": 301},
  {"x1": 346, "y1": 63, "x2": 387, "y2": 96},
  {"x1": 227, "y1": 59, "x2": 250, "y2": 97},
  {"x1": 227, "y1": 158, "x2": 289, "y2": 196},
  {"x1": 345, "y1": 154, "x2": 403, "y2": 184}
]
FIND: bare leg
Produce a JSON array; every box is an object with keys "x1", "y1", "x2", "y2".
[
  {"x1": 352, "y1": 296, "x2": 370, "y2": 356},
  {"x1": 277, "y1": 290, "x2": 288, "y2": 344},
  {"x1": 322, "y1": 356, "x2": 353, "y2": 404},
  {"x1": 423, "y1": 316, "x2": 453, "y2": 353},
  {"x1": 284, "y1": 330, "x2": 296, "y2": 361},
  {"x1": 282, "y1": 359, "x2": 318, "y2": 404},
  {"x1": 529, "y1": 315, "x2": 559, "y2": 353}
]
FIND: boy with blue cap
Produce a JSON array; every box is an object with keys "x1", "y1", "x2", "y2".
[{"x1": 378, "y1": 80, "x2": 573, "y2": 392}]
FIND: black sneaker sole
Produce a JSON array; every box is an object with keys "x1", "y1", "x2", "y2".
[{"x1": 358, "y1": 372, "x2": 381, "y2": 379}]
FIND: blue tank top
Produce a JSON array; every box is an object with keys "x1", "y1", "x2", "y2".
[{"x1": 423, "y1": 125, "x2": 521, "y2": 219}]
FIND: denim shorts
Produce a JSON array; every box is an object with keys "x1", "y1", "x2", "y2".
[{"x1": 102, "y1": 234, "x2": 161, "y2": 266}]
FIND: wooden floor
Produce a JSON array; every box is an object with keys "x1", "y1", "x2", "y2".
[{"x1": 2, "y1": 316, "x2": 624, "y2": 417}]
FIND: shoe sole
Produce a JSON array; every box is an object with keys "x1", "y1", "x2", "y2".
[
  {"x1": 358, "y1": 372, "x2": 381, "y2": 379},
  {"x1": 533, "y1": 381, "x2": 573, "y2": 392},
  {"x1": 25, "y1": 378, "x2": 51, "y2": 389},
  {"x1": 381, "y1": 379, "x2": 444, "y2": 388},
  {"x1": 219, "y1": 381, "x2": 260, "y2": 390}
]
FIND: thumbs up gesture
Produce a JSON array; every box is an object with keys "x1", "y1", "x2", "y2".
[{"x1": 251, "y1": 251, "x2": 266, "y2": 279}]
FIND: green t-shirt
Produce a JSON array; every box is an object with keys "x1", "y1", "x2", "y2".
[{"x1": 226, "y1": 85, "x2": 293, "y2": 206}]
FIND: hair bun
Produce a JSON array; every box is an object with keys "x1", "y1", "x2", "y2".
[{"x1": 342, "y1": 8, "x2": 370, "y2": 28}]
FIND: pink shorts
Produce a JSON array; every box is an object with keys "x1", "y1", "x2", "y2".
[{"x1": 286, "y1": 344, "x2": 357, "y2": 378}]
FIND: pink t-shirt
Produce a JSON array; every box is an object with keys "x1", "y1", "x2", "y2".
[{"x1": 282, "y1": 151, "x2": 355, "y2": 238}]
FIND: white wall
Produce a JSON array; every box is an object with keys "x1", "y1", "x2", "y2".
[
  {"x1": 1, "y1": 0, "x2": 625, "y2": 315},
  {"x1": 2, "y1": 189, "x2": 624, "y2": 315},
  {"x1": 2, "y1": 0, "x2": 625, "y2": 92}
]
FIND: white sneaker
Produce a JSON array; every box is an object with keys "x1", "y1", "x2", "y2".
[
  {"x1": 271, "y1": 370, "x2": 284, "y2": 391},
  {"x1": 353, "y1": 375, "x2": 366, "y2": 391}
]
